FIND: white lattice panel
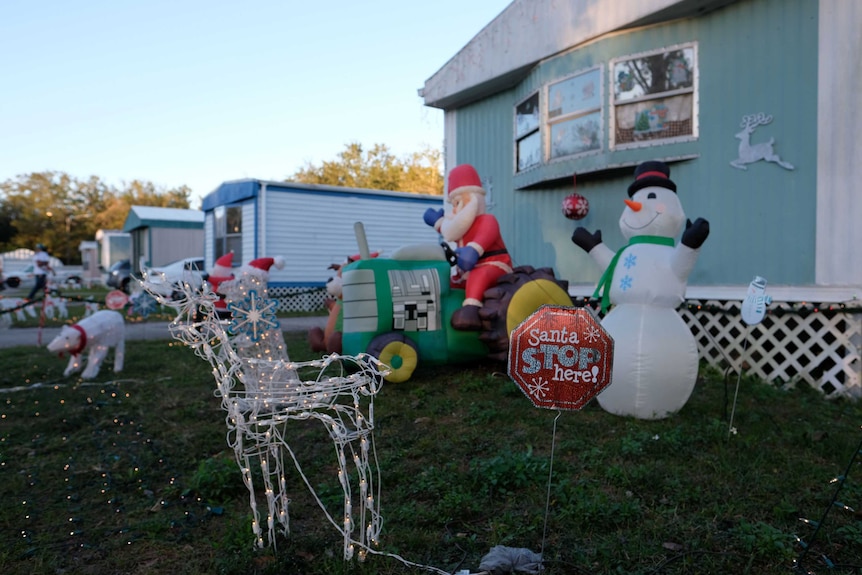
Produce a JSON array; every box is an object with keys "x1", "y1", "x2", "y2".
[
  {"x1": 268, "y1": 287, "x2": 327, "y2": 312},
  {"x1": 680, "y1": 300, "x2": 862, "y2": 399}
]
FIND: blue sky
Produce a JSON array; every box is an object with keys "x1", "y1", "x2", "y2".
[{"x1": 0, "y1": 0, "x2": 511, "y2": 206}]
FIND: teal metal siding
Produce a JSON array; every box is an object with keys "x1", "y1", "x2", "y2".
[{"x1": 454, "y1": 0, "x2": 818, "y2": 288}]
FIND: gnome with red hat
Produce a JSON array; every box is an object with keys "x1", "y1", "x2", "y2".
[
  {"x1": 423, "y1": 164, "x2": 513, "y2": 330},
  {"x1": 217, "y1": 255, "x2": 286, "y2": 311},
  {"x1": 207, "y1": 252, "x2": 236, "y2": 316}
]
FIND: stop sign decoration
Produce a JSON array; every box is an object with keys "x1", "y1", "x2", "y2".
[
  {"x1": 105, "y1": 289, "x2": 129, "y2": 310},
  {"x1": 508, "y1": 305, "x2": 614, "y2": 410}
]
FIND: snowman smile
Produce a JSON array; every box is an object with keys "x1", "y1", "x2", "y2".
[{"x1": 622, "y1": 213, "x2": 660, "y2": 230}]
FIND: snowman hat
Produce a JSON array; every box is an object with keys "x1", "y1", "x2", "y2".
[
  {"x1": 248, "y1": 256, "x2": 285, "y2": 272},
  {"x1": 628, "y1": 160, "x2": 677, "y2": 197},
  {"x1": 446, "y1": 164, "x2": 485, "y2": 203}
]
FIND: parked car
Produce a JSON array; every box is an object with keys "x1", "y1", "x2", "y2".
[
  {"x1": 142, "y1": 257, "x2": 207, "y2": 298},
  {"x1": 105, "y1": 259, "x2": 133, "y2": 293},
  {"x1": 3, "y1": 263, "x2": 82, "y2": 291}
]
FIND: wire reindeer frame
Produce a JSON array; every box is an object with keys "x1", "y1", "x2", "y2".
[{"x1": 139, "y1": 266, "x2": 389, "y2": 560}]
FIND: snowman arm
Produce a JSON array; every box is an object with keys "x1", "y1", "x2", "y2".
[
  {"x1": 671, "y1": 244, "x2": 700, "y2": 281},
  {"x1": 590, "y1": 244, "x2": 615, "y2": 271}
]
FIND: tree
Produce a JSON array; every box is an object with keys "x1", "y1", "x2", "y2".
[
  {"x1": 0, "y1": 172, "x2": 191, "y2": 264},
  {"x1": 289, "y1": 143, "x2": 444, "y2": 195}
]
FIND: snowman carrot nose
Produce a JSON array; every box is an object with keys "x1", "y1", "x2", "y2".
[{"x1": 624, "y1": 199, "x2": 642, "y2": 212}]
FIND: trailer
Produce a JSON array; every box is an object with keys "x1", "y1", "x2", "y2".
[{"x1": 200, "y1": 179, "x2": 446, "y2": 311}]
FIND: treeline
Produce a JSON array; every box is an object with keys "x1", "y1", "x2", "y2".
[
  {"x1": 290, "y1": 142, "x2": 444, "y2": 195},
  {"x1": 1, "y1": 143, "x2": 444, "y2": 266},
  {"x1": 0, "y1": 172, "x2": 190, "y2": 265}
]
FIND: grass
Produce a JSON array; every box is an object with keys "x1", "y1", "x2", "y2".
[{"x1": 0, "y1": 329, "x2": 861, "y2": 575}]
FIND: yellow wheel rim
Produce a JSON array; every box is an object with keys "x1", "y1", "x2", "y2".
[
  {"x1": 506, "y1": 279, "x2": 573, "y2": 334},
  {"x1": 378, "y1": 340, "x2": 419, "y2": 383}
]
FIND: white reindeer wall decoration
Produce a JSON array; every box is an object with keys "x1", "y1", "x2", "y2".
[{"x1": 730, "y1": 112, "x2": 794, "y2": 171}]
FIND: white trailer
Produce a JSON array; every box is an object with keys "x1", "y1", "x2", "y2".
[{"x1": 201, "y1": 179, "x2": 445, "y2": 311}]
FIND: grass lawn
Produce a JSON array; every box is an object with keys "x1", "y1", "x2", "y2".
[{"x1": 0, "y1": 330, "x2": 860, "y2": 575}]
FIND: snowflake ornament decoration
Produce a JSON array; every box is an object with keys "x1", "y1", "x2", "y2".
[
  {"x1": 228, "y1": 289, "x2": 280, "y2": 342},
  {"x1": 130, "y1": 291, "x2": 159, "y2": 318}
]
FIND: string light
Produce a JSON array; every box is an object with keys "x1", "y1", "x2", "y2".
[{"x1": 140, "y1": 263, "x2": 389, "y2": 560}]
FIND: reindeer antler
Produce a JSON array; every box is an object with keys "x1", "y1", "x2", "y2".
[{"x1": 740, "y1": 112, "x2": 773, "y2": 130}]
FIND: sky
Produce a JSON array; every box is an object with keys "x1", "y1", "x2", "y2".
[{"x1": 0, "y1": 0, "x2": 512, "y2": 207}]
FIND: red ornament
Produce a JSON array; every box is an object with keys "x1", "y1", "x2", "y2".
[
  {"x1": 562, "y1": 193, "x2": 589, "y2": 220},
  {"x1": 508, "y1": 305, "x2": 614, "y2": 411}
]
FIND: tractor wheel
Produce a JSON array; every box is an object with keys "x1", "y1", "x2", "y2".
[
  {"x1": 366, "y1": 332, "x2": 419, "y2": 383},
  {"x1": 478, "y1": 266, "x2": 573, "y2": 361}
]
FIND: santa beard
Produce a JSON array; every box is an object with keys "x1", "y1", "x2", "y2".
[{"x1": 440, "y1": 193, "x2": 482, "y2": 242}]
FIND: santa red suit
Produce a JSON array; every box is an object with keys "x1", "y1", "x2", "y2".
[
  {"x1": 455, "y1": 213, "x2": 512, "y2": 302},
  {"x1": 424, "y1": 164, "x2": 513, "y2": 330}
]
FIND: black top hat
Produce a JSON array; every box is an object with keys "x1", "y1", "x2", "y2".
[{"x1": 627, "y1": 160, "x2": 677, "y2": 197}]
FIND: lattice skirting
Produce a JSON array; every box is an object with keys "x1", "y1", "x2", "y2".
[
  {"x1": 268, "y1": 287, "x2": 327, "y2": 313},
  {"x1": 679, "y1": 300, "x2": 862, "y2": 399}
]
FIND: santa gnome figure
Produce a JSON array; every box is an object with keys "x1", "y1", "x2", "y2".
[
  {"x1": 217, "y1": 255, "x2": 286, "y2": 308},
  {"x1": 244, "y1": 256, "x2": 286, "y2": 281},
  {"x1": 424, "y1": 164, "x2": 513, "y2": 330},
  {"x1": 207, "y1": 252, "x2": 236, "y2": 315}
]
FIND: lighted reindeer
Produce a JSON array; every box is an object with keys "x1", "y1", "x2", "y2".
[{"x1": 730, "y1": 113, "x2": 794, "y2": 171}]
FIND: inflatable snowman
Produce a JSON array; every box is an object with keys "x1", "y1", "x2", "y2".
[{"x1": 572, "y1": 161, "x2": 709, "y2": 419}]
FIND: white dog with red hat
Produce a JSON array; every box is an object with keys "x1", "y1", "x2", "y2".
[
  {"x1": 423, "y1": 164, "x2": 513, "y2": 330},
  {"x1": 46, "y1": 310, "x2": 126, "y2": 379}
]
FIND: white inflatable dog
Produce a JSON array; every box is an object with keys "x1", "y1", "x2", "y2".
[{"x1": 46, "y1": 310, "x2": 126, "y2": 379}]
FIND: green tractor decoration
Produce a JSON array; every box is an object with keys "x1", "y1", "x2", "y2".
[{"x1": 335, "y1": 227, "x2": 572, "y2": 382}]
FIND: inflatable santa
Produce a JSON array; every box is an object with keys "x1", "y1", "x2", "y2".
[
  {"x1": 423, "y1": 164, "x2": 513, "y2": 330},
  {"x1": 572, "y1": 160, "x2": 710, "y2": 419}
]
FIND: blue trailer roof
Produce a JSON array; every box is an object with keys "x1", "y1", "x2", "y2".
[{"x1": 201, "y1": 179, "x2": 442, "y2": 211}]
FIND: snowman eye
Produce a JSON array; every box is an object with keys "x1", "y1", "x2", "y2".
[{"x1": 647, "y1": 192, "x2": 657, "y2": 199}]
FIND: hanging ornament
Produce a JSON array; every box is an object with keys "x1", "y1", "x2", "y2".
[
  {"x1": 563, "y1": 174, "x2": 589, "y2": 220},
  {"x1": 562, "y1": 193, "x2": 589, "y2": 220}
]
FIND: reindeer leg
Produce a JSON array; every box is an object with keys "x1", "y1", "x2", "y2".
[{"x1": 114, "y1": 339, "x2": 125, "y2": 373}]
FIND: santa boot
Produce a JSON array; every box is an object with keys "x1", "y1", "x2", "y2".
[{"x1": 451, "y1": 303, "x2": 483, "y2": 331}]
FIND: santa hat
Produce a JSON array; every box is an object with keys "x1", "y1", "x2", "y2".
[
  {"x1": 627, "y1": 160, "x2": 677, "y2": 197},
  {"x1": 446, "y1": 164, "x2": 485, "y2": 203},
  {"x1": 210, "y1": 252, "x2": 234, "y2": 277},
  {"x1": 248, "y1": 256, "x2": 286, "y2": 272}
]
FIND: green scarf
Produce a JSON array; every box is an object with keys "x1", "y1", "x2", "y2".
[{"x1": 593, "y1": 235, "x2": 675, "y2": 313}]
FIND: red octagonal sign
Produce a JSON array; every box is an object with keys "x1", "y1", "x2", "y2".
[{"x1": 508, "y1": 305, "x2": 614, "y2": 411}]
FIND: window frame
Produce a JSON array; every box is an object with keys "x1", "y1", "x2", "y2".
[
  {"x1": 213, "y1": 205, "x2": 243, "y2": 262},
  {"x1": 514, "y1": 91, "x2": 541, "y2": 174},
  {"x1": 544, "y1": 65, "x2": 604, "y2": 163},
  {"x1": 609, "y1": 42, "x2": 699, "y2": 150}
]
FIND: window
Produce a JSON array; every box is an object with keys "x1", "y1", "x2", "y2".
[
  {"x1": 547, "y1": 67, "x2": 602, "y2": 161},
  {"x1": 515, "y1": 92, "x2": 540, "y2": 172},
  {"x1": 214, "y1": 205, "x2": 242, "y2": 261},
  {"x1": 611, "y1": 43, "x2": 697, "y2": 147}
]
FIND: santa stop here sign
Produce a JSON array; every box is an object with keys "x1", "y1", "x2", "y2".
[{"x1": 508, "y1": 305, "x2": 614, "y2": 411}]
